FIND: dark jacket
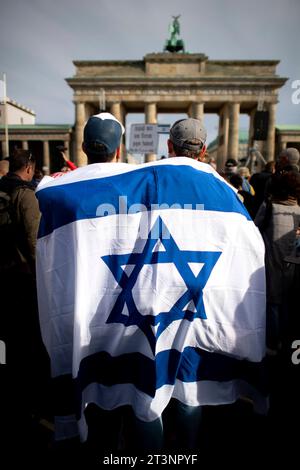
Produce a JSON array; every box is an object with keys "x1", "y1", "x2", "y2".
[
  {"x1": 255, "y1": 200, "x2": 300, "y2": 304},
  {"x1": 0, "y1": 173, "x2": 40, "y2": 274},
  {"x1": 250, "y1": 170, "x2": 272, "y2": 216}
]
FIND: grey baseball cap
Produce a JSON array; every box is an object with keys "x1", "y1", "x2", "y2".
[{"x1": 169, "y1": 118, "x2": 207, "y2": 151}]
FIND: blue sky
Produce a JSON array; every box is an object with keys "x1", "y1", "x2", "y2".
[{"x1": 0, "y1": 0, "x2": 299, "y2": 149}]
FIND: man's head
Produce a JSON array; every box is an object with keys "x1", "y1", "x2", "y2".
[
  {"x1": 265, "y1": 161, "x2": 275, "y2": 173},
  {"x1": 0, "y1": 159, "x2": 9, "y2": 177},
  {"x1": 238, "y1": 166, "x2": 251, "y2": 179},
  {"x1": 229, "y1": 173, "x2": 243, "y2": 190},
  {"x1": 269, "y1": 170, "x2": 300, "y2": 203},
  {"x1": 9, "y1": 149, "x2": 36, "y2": 181},
  {"x1": 278, "y1": 147, "x2": 300, "y2": 172},
  {"x1": 82, "y1": 112, "x2": 125, "y2": 164},
  {"x1": 168, "y1": 118, "x2": 207, "y2": 160},
  {"x1": 224, "y1": 158, "x2": 238, "y2": 174}
]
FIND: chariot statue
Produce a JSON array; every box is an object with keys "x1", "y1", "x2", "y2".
[{"x1": 164, "y1": 15, "x2": 185, "y2": 53}]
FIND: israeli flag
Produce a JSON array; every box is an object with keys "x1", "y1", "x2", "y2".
[{"x1": 36, "y1": 157, "x2": 267, "y2": 441}]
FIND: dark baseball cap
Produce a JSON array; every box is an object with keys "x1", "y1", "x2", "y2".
[
  {"x1": 225, "y1": 158, "x2": 238, "y2": 168},
  {"x1": 169, "y1": 118, "x2": 207, "y2": 151},
  {"x1": 84, "y1": 112, "x2": 125, "y2": 154}
]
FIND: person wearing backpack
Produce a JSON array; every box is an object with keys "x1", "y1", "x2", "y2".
[
  {"x1": 255, "y1": 170, "x2": 300, "y2": 352},
  {"x1": 0, "y1": 149, "x2": 40, "y2": 273},
  {"x1": 0, "y1": 149, "x2": 49, "y2": 452}
]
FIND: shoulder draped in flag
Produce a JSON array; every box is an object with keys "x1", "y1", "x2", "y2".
[{"x1": 36, "y1": 157, "x2": 267, "y2": 441}]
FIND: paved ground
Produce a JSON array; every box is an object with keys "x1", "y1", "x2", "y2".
[
  {"x1": 10, "y1": 395, "x2": 298, "y2": 467},
  {"x1": 1, "y1": 352, "x2": 298, "y2": 467}
]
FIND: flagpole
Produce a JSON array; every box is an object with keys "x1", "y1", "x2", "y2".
[{"x1": 3, "y1": 73, "x2": 9, "y2": 157}]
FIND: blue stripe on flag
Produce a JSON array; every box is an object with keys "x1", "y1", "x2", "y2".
[
  {"x1": 76, "y1": 347, "x2": 267, "y2": 399},
  {"x1": 37, "y1": 165, "x2": 251, "y2": 238}
]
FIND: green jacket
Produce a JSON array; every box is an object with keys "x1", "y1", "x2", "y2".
[{"x1": 0, "y1": 173, "x2": 40, "y2": 274}]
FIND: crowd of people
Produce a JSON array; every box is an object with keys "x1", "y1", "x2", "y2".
[
  {"x1": 0, "y1": 117, "x2": 299, "y2": 464},
  {"x1": 223, "y1": 152, "x2": 300, "y2": 350}
]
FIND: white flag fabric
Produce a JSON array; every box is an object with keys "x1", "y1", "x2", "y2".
[{"x1": 36, "y1": 157, "x2": 267, "y2": 440}]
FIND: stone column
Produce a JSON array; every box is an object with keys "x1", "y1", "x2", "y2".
[
  {"x1": 110, "y1": 101, "x2": 122, "y2": 122},
  {"x1": 43, "y1": 140, "x2": 50, "y2": 175},
  {"x1": 217, "y1": 104, "x2": 229, "y2": 170},
  {"x1": 247, "y1": 107, "x2": 263, "y2": 172},
  {"x1": 75, "y1": 102, "x2": 87, "y2": 167},
  {"x1": 110, "y1": 101, "x2": 126, "y2": 161},
  {"x1": 228, "y1": 102, "x2": 240, "y2": 160},
  {"x1": 145, "y1": 102, "x2": 157, "y2": 162},
  {"x1": 265, "y1": 103, "x2": 276, "y2": 162},
  {"x1": 280, "y1": 141, "x2": 287, "y2": 151},
  {"x1": 248, "y1": 108, "x2": 256, "y2": 152},
  {"x1": 188, "y1": 102, "x2": 204, "y2": 122},
  {"x1": 145, "y1": 102, "x2": 157, "y2": 125},
  {"x1": 120, "y1": 105, "x2": 127, "y2": 162},
  {"x1": 22, "y1": 141, "x2": 29, "y2": 150}
]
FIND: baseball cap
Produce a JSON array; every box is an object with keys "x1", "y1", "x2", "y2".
[
  {"x1": 225, "y1": 158, "x2": 238, "y2": 168},
  {"x1": 169, "y1": 118, "x2": 207, "y2": 152},
  {"x1": 84, "y1": 112, "x2": 125, "y2": 154}
]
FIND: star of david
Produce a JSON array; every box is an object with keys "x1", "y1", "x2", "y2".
[{"x1": 101, "y1": 216, "x2": 221, "y2": 354}]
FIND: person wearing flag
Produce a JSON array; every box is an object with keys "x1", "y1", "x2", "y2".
[{"x1": 36, "y1": 113, "x2": 267, "y2": 455}]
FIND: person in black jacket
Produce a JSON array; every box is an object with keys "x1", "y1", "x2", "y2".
[
  {"x1": 0, "y1": 149, "x2": 50, "y2": 453},
  {"x1": 250, "y1": 161, "x2": 275, "y2": 216}
]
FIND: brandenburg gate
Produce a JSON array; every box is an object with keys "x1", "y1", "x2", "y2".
[{"x1": 66, "y1": 52, "x2": 287, "y2": 167}]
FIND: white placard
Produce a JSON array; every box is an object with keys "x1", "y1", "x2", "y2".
[{"x1": 129, "y1": 124, "x2": 158, "y2": 154}]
